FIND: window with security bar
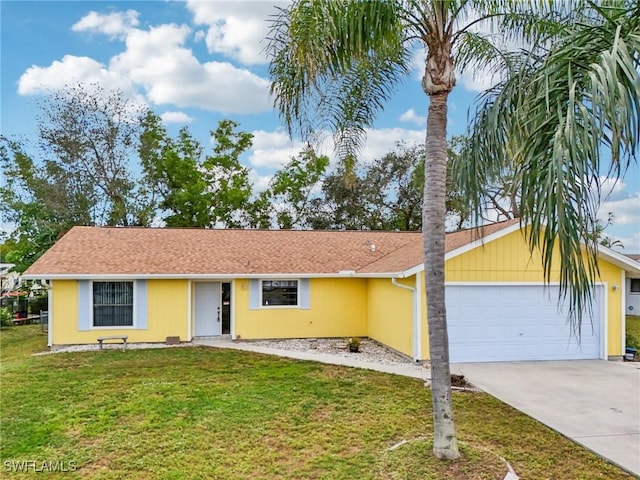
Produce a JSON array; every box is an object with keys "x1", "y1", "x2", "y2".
[{"x1": 93, "y1": 281, "x2": 134, "y2": 327}]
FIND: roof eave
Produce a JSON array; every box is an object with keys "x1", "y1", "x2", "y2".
[
  {"x1": 596, "y1": 245, "x2": 640, "y2": 275},
  {"x1": 20, "y1": 271, "x2": 403, "y2": 281}
]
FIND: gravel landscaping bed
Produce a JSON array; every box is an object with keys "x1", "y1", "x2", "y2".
[
  {"x1": 249, "y1": 337, "x2": 415, "y2": 366},
  {"x1": 35, "y1": 337, "x2": 416, "y2": 368},
  {"x1": 34, "y1": 342, "x2": 190, "y2": 355}
]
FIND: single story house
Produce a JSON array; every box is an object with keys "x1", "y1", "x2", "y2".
[{"x1": 22, "y1": 220, "x2": 640, "y2": 363}]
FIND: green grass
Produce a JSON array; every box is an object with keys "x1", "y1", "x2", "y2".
[
  {"x1": 626, "y1": 316, "x2": 640, "y2": 346},
  {"x1": 1, "y1": 326, "x2": 634, "y2": 479}
]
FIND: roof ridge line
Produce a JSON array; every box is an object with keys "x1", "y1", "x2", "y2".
[{"x1": 355, "y1": 237, "x2": 423, "y2": 273}]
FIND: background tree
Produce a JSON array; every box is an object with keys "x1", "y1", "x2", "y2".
[
  {"x1": 267, "y1": 0, "x2": 577, "y2": 459},
  {"x1": 139, "y1": 113, "x2": 254, "y2": 228},
  {"x1": 38, "y1": 84, "x2": 146, "y2": 226},
  {"x1": 0, "y1": 138, "x2": 95, "y2": 271},
  {"x1": 362, "y1": 143, "x2": 424, "y2": 230},
  {"x1": 207, "y1": 120, "x2": 254, "y2": 228},
  {"x1": 308, "y1": 167, "x2": 368, "y2": 230},
  {"x1": 310, "y1": 142, "x2": 430, "y2": 231},
  {"x1": 256, "y1": 146, "x2": 329, "y2": 229}
]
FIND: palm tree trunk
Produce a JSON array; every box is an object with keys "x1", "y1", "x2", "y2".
[{"x1": 423, "y1": 91, "x2": 459, "y2": 460}]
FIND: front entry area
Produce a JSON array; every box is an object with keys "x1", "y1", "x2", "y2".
[{"x1": 194, "y1": 282, "x2": 231, "y2": 336}]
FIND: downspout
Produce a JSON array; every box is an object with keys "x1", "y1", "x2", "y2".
[
  {"x1": 41, "y1": 279, "x2": 53, "y2": 348},
  {"x1": 391, "y1": 277, "x2": 421, "y2": 362}
]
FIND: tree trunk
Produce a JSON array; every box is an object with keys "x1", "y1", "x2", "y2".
[{"x1": 423, "y1": 91, "x2": 459, "y2": 460}]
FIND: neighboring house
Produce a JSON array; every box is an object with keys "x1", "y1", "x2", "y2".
[
  {"x1": 623, "y1": 254, "x2": 640, "y2": 316},
  {"x1": 0, "y1": 263, "x2": 17, "y2": 294},
  {"x1": 22, "y1": 220, "x2": 640, "y2": 363}
]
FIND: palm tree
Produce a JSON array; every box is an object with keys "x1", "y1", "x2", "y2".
[
  {"x1": 460, "y1": 1, "x2": 639, "y2": 335},
  {"x1": 267, "y1": 1, "x2": 585, "y2": 460}
]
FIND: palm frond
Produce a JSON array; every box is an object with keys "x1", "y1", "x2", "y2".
[
  {"x1": 460, "y1": 1, "x2": 640, "y2": 333},
  {"x1": 266, "y1": 0, "x2": 409, "y2": 164}
]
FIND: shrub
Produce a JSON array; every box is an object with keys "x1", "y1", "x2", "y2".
[
  {"x1": 29, "y1": 295, "x2": 48, "y2": 314},
  {"x1": 0, "y1": 307, "x2": 13, "y2": 328},
  {"x1": 626, "y1": 333, "x2": 640, "y2": 351}
]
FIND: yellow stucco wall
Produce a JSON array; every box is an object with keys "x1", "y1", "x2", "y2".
[
  {"x1": 233, "y1": 278, "x2": 367, "y2": 339},
  {"x1": 51, "y1": 279, "x2": 189, "y2": 345},
  {"x1": 51, "y1": 280, "x2": 78, "y2": 346},
  {"x1": 367, "y1": 277, "x2": 414, "y2": 358},
  {"x1": 146, "y1": 279, "x2": 190, "y2": 342},
  {"x1": 439, "y1": 227, "x2": 624, "y2": 357}
]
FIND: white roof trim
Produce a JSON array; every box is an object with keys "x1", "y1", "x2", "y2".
[
  {"x1": 596, "y1": 245, "x2": 640, "y2": 274},
  {"x1": 20, "y1": 271, "x2": 403, "y2": 281}
]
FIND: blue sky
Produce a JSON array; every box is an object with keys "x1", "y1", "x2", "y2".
[{"x1": 1, "y1": 1, "x2": 638, "y2": 251}]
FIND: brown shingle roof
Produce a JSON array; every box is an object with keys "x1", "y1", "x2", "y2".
[{"x1": 23, "y1": 220, "x2": 520, "y2": 278}]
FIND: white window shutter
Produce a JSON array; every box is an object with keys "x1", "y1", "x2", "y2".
[
  {"x1": 77, "y1": 280, "x2": 91, "y2": 331},
  {"x1": 249, "y1": 279, "x2": 260, "y2": 309},
  {"x1": 135, "y1": 280, "x2": 148, "y2": 329},
  {"x1": 300, "y1": 279, "x2": 310, "y2": 309}
]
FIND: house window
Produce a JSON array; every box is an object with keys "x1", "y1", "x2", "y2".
[
  {"x1": 93, "y1": 281, "x2": 134, "y2": 327},
  {"x1": 262, "y1": 280, "x2": 298, "y2": 306},
  {"x1": 631, "y1": 279, "x2": 640, "y2": 293}
]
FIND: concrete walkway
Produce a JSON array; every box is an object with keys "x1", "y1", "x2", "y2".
[
  {"x1": 452, "y1": 360, "x2": 640, "y2": 477},
  {"x1": 194, "y1": 340, "x2": 639, "y2": 477}
]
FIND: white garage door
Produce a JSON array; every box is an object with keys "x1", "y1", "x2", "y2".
[{"x1": 446, "y1": 285, "x2": 603, "y2": 363}]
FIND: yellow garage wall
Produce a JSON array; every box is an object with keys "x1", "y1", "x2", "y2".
[
  {"x1": 234, "y1": 278, "x2": 367, "y2": 339},
  {"x1": 598, "y1": 261, "x2": 623, "y2": 356},
  {"x1": 367, "y1": 277, "x2": 413, "y2": 358},
  {"x1": 442, "y1": 227, "x2": 624, "y2": 357},
  {"x1": 51, "y1": 279, "x2": 189, "y2": 345}
]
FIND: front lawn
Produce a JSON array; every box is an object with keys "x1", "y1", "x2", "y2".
[
  {"x1": 1, "y1": 326, "x2": 633, "y2": 479},
  {"x1": 626, "y1": 315, "x2": 640, "y2": 344}
]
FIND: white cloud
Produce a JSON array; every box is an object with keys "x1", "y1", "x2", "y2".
[
  {"x1": 358, "y1": 128, "x2": 424, "y2": 163},
  {"x1": 399, "y1": 108, "x2": 426, "y2": 127},
  {"x1": 160, "y1": 111, "x2": 193, "y2": 124},
  {"x1": 248, "y1": 169, "x2": 273, "y2": 192},
  {"x1": 609, "y1": 232, "x2": 640, "y2": 254},
  {"x1": 248, "y1": 130, "x2": 306, "y2": 168},
  {"x1": 18, "y1": 55, "x2": 138, "y2": 98},
  {"x1": 458, "y1": 68, "x2": 502, "y2": 92},
  {"x1": 72, "y1": 10, "x2": 140, "y2": 38},
  {"x1": 410, "y1": 48, "x2": 426, "y2": 81},
  {"x1": 110, "y1": 23, "x2": 271, "y2": 113},
  {"x1": 248, "y1": 127, "x2": 425, "y2": 169},
  {"x1": 599, "y1": 193, "x2": 640, "y2": 226},
  {"x1": 18, "y1": 15, "x2": 272, "y2": 115},
  {"x1": 599, "y1": 176, "x2": 626, "y2": 200},
  {"x1": 186, "y1": 0, "x2": 285, "y2": 65}
]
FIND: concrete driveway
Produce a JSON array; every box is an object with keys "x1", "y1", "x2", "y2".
[{"x1": 452, "y1": 360, "x2": 640, "y2": 476}]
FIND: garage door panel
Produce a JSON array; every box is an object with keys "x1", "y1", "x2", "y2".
[{"x1": 446, "y1": 285, "x2": 602, "y2": 363}]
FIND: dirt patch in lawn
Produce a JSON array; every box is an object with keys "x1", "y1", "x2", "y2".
[{"x1": 376, "y1": 439, "x2": 507, "y2": 480}]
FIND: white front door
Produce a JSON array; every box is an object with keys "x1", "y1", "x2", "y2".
[{"x1": 194, "y1": 282, "x2": 222, "y2": 336}]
